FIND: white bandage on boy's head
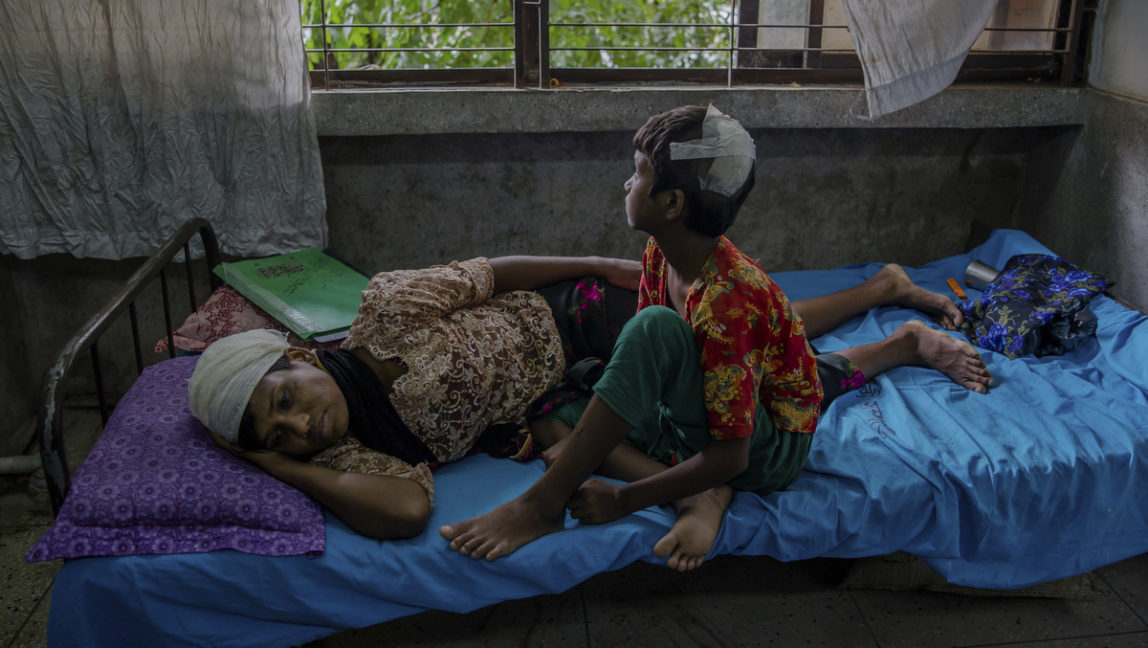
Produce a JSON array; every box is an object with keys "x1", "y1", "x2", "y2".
[
  {"x1": 668, "y1": 105, "x2": 756, "y2": 197},
  {"x1": 187, "y1": 329, "x2": 291, "y2": 443}
]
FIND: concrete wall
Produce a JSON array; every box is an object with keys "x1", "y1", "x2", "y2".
[
  {"x1": 1035, "y1": 0, "x2": 1148, "y2": 308},
  {"x1": 0, "y1": 256, "x2": 33, "y2": 454},
  {"x1": 1089, "y1": 0, "x2": 1148, "y2": 101},
  {"x1": 321, "y1": 125, "x2": 1067, "y2": 278},
  {"x1": 2, "y1": 253, "x2": 196, "y2": 453},
  {"x1": 314, "y1": 86, "x2": 1086, "y2": 277},
  {"x1": 1036, "y1": 93, "x2": 1148, "y2": 307}
]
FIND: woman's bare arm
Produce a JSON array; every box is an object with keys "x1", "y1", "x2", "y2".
[
  {"x1": 211, "y1": 433, "x2": 431, "y2": 540},
  {"x1": 489, "y1": 255, "x2": 641, "y2": 293}
]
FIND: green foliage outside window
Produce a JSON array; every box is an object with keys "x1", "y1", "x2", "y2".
[
  {"x1": 549, "y1": 0, "x2": 732, "y2": 69},
  {"x1": 299, "y1": 0, "x2": 733, "y2": 71}
]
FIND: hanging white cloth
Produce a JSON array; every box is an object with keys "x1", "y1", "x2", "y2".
[
  {"x1": 0, "y1": 0, "x2": 326, "y2": 260},
  {"x1": 841, "y1": 0, "x2": 999, "y2": 119}
]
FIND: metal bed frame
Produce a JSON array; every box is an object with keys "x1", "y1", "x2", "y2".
[{"x1": 36, "y1": 218, "x2": 222, "y2": 514}]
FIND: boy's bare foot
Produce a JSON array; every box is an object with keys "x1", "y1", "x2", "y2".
[
  {"x1": 652, "y1": 486, "x2": 733, "y2": 572},
  {"x1": 876, "y1": 264, "x2": 964, "y2": 330},
  {"x1": 897, "y1": 320, "x2": 992, "y2": 393},
  {"x1": 440, "y1": 496, "x2": 565, "y2": 561}
]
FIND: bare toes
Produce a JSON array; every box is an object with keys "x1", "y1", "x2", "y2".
[
  {"x1": 879, "y1": 264, "x2": 964, "y2": 327},
  {"x1": 670, "y1": 548, "x2": 692, "y2": 571},
  {"x1": 458, "y1": 533, "x2": 486, "y2": 555}
]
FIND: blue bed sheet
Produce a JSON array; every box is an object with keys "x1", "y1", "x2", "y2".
[{"x1": 47, "y1": 229, "x2": 1148, "y2": 648}]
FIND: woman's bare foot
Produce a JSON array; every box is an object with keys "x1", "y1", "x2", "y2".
[
  {"x1": 896, "y1": 320, "x2": 992, "y2": 392},
  {"x1": 541, "y1": 434, "x2": 572, "y2": 470},
  {"x1": 530, "y1": 420, "x2": 574, "y2": 471},
  {"x1": 652, "y1": 486, "x2": 733, "y2": 572},
  {"x1": 440, "y1": 496, "x2": 565, "y2": 561},
  {"x1": 876, "y1": 264, "x2": 964, "y2": 330}
]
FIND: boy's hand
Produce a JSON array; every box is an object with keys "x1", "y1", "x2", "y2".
[{"x1": 568, "y1": 478, "x2": 628, "y2": 524}]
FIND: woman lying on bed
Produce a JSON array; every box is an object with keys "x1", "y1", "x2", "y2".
[{"x1": 187, "y1": 255, "x2": 989, "y2": 547}]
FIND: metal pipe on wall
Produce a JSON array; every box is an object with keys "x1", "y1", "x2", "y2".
[{"x1": 0, "y1": 454, "x2": 41, "y2": 475}]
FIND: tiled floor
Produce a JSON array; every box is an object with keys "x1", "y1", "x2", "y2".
[
  {"x1": 306, "y1": 553, "x2": 1148, "y2": 648},
  {"x1": 6, "y1": 466, "x2": 1147, "y2": 648},
  {"x1": 2, "y1": 479, "x2": 57, "y2": 648}
]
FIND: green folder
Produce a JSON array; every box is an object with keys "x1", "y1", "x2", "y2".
[{"x1": 213, "y1": 248, "x2": 370, "y2": 342}]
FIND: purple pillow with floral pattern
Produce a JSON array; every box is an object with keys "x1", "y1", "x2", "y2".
[{"x1": 26, "y1": 356, "x2": 324, "y2": 561}]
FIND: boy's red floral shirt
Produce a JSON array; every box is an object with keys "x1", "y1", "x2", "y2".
[{"x1": 637, "y1": 236, "x2": 822, "y2": 440}]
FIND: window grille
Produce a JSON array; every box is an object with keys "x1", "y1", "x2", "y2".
[{"x1": 301, "y1": 0, "x2": 1094, "y2": 90}]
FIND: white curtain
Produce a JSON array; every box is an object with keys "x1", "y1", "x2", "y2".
[
  {"x1": 0, "y1": 0, "x2": 326, "y2": 260},
  {"x1": 841, "y1": 0, "x2": 999, "y2": 119}
]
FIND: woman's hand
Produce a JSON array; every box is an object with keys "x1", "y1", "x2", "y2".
[
  {"x1": 567, "y1": 478, "x2": 629, "y2": 524},
  {"x1": 207, "y1": 430, "x2": 295, "y2": 475},
  {"x1": 208, "y1": 430, "x2": 430, "y2": 539},
  {"x1": 207, "y1": 430, "x2": 248, "y2": 457},
  {"x1": 598, "y1": 257, "x2": 642, "y2": 292}
]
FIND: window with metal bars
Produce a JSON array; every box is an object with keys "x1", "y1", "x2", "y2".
[{"x1": 301, "y1": 0, "x2": 1092, "y2": 91}]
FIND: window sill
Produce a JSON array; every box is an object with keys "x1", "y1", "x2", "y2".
[{"x1": 310, "y1": 84, "x2": 1086, "y2": 137}]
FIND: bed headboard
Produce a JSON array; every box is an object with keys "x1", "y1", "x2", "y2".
[{"x1": 37, "y1": 218, "x2": 222, "y2": 514}]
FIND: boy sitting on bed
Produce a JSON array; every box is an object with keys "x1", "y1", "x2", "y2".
[{"x1": 441, "y1": 105, "x2": 992, "y2": 570}]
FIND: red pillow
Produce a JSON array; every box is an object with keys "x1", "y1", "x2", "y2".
[{"x1": 155, "y1": 285, "x2": 340, "y2": 353}]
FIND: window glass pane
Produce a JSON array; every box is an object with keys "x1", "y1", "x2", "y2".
[
  {"x1": 819, "y1": 0, "x2": 854, "y2": 51},
  {"x1": 754, "y1": 0, "x2": 809, "y2": 50},
  {"x1": 297, "y1": 0, "x2": 1076, "y2": 86},
  {"x1": 972, "y1": 0, "x2": 1058, "y2": 51},
  {"x1": 300, "y1": 0, "x2": 514, "y2": 71},
  {"x1": 548, "y1": 0, "x2": 733, "y2": 69}
]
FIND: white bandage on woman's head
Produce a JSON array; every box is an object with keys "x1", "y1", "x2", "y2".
[
  {"x1": 668, "y1": 105, "x2": 756, "y2": 197},
  {"x1": 187, "y1": 329, "x2": 291, "y2": 443}
]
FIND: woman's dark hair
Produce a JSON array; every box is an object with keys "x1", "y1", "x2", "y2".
[
  {"x1": 236, "y1": 354, "x2": 292, "y2": 451},
  {"x1": 317, "y1": 349, "x2": 435, "y2": 466},
  {"x1": 632, "y1": 105, "x2": 756, "y2": 237}
]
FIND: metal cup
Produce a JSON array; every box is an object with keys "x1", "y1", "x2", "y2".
[{"x1": 964, "y1": 260, "x2": 1000, "y2": 289}]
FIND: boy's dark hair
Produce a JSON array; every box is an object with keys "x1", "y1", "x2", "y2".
[
  {"x1": 236, "y1": 354, "x2": 292, "y2": 451},
  {"x1": 632, "y1": 105, "x2": 756, "y2": 237}
]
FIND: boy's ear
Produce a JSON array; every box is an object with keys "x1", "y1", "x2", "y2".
[
  {"x1": 285, "y1": 346, "x2": 319, "y2": 365},
  {"x1": 661, "y1": 188, "x2": 687, "y2": 222}
]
